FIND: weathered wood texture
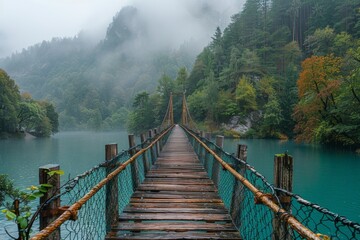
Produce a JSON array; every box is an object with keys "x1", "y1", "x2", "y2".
[
  {"x1": 106, "y1": 125, "x2": 242, "y2": 240},
  {"x1": 273, "y1": 154, "x2": 293, "y2": 240},
  {"x1": 105, "y1": 144, "x2": 119, "y2": 232},
  {"x1": 39, "y1": 164, "x2": 60, "y2": 240}
]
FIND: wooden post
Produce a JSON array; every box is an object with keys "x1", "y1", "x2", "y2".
[
  {"x1": 39, "y1": 164, "x2": 60, "y2": 240},
  {"x1": 148, "y1": 130, "x2": 156, "y2": 164},
  {"x1": 204, "y1": 132, "x2": 211, "y2": 171},
  {"x1": 212, "y1": 135, "x2": 224, "y2": 187},
  {"x1": 105, "y1": 144, "x2": 118, "y2": 232},
  {"x1": 140, "y1": 133, "x2": 150, "y2": 173},
  {"x1": 154, "y1": 128, "x2": 161, "y2": 156},
  {"x1": 199, "y1": 131, "x2": 205, "y2": 164},
  {"x1": 128, "y1": 134, "x2": 139, "y2": 191},
  {"x1": 230, "y1": 144, "x2": 247, "y2": 226},
  {"x1": 205, "y1": 132, "x2": 211, "y2": 141},
  {"x1": 273, "y1": 153, "x2": 293, "y2": 240}
]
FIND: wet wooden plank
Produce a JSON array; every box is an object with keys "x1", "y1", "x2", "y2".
[
  {"x1": 123, "y1": 207, "x2": 228, "y2": 214},
  {"x1": 145, "y1": 173, "x2": 209, "y2": 179},
  {"x1": 107, "y1": 232, "x2": 242, "y2": 240},
  {"x1": 130, "y1": 198, "x2": 223, "y2": 203},
  {"x1": 137, "y1": 184, "x2": 216, "y2": 192},
  {"x1": 105, "y1": 125, "x2": 241, "y2": 240},
  {"x1": 131, "y1": 192, "x2": 219, "y2": 199},
  {"x1": 113, "y1": 222, "x2": 237, "y2": 231},
  {"x1": 118, "y1": 213, "x2": 232, "y2": 221},
  {"x1": 143, "y1": 178, "x2": 213, "y2": 185},
  {"x1": 128, "y1": 202, "x2": 226, "y2": 209}
]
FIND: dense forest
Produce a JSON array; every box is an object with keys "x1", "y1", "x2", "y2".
[
  {"x1": 129, "y1": 0, "x2": 360, "y2": 149},
  {"x1": 0, "y1": 69, "x2": 58, "y2": 137},
  {"x1": 1, "y1": 0, "x2": 359, "y2": 148},
  {"x1": 0, "y1": 6, "x2": 206, "y2": 130}
]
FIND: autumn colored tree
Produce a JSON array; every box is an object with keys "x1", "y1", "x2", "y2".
[{"x1": 293, "y1": 55, "x2": 343, "y2": 142}]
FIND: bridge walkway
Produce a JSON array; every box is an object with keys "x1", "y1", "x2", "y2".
[{"x1": 106, "y1": 125, "x2": 242, "y2": 239}]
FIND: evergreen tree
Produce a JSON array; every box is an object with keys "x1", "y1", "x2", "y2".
[{"x1": 0, "y1": 69, "x2": 20, "y2": 133}]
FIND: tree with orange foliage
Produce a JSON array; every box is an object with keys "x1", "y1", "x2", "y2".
[{"x1": 293, "y1": 55, "x2": 343, "y2": 143}]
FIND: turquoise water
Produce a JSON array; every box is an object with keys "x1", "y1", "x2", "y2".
[
  {"x1": 0, "y1": 131, "x2": 130, "y2": 238},
  {"x1": 223, "y1": 138, "x2": 360, "y2": 223},
  {"x1": 0, "y1": 131, "x2": 130, "y2": 187},
  {"x1": 0, "y1": 132, "x2": 359, "y2": 238}
]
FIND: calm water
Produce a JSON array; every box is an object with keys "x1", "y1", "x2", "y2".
[
  {"x1": 0, "y1": 132, "x2": 359, "y2": 237},
  {"x1": 223, "y1": 138, "x2": 360, "y2": 223},
  {"x1": 0, "y1": 131, "x2": 130, "y2": 238}
]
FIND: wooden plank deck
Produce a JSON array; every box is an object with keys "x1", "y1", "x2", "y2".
[{"x1": 106, "y1": 125, "x2": 242, "y2": 240}]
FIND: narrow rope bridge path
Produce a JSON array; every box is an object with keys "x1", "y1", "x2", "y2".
[
  {"x1": 29, "y1": 93, "x2": 360, "y2": 240},
  {"x1": 106, "y1": 125, "x2": 242, "y2": 239}
]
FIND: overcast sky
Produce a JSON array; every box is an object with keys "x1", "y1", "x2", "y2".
[{"x1": 0, "y1": 0, "x2": 244, "y2": 58}]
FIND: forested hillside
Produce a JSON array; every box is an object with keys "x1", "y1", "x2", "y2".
[
  {"x1": 0, "y1": 69, "x2": 58, "y2": 137},
  {"x1": 0, "y1": 6, "x2": 197, "y2": 130},
  {"x1": 130, "y1": 0, "x2": 360, "y2": 149},
  {"x1": 186, "y1": 0, "x2": 360, "y2": 147}
]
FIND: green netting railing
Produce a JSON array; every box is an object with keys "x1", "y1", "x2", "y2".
[
  {"x1": 29, "y1": 126, "x2": 173, "y2": 240},
  {"x1": 183, "y1": 126, "x2": 360, "y2": 240}
]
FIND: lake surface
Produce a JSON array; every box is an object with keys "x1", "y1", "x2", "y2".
[
  {"x1": 0, "y1": 131, "x2": 359, "y2": 238},
  {"x1": 222, "y1": 138, "x2": 360, "y2": 223}
]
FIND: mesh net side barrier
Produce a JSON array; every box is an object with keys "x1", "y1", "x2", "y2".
[
  {"x1": 183, "y1": 126, "x2": 360, "y2": 240},
  {"x1": 29, "y1": 125, "x2": 173, "y2": 240}
]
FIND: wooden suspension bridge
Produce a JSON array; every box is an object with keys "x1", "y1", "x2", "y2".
[
  {"x1": 23, "y1": 94, "x2": 359, "y2": 240},
  {"x1": 106, "y1": 125, "x2": 241, "y2": 239}
]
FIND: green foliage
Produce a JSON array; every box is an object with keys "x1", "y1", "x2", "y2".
[
  {"x1": 181, "y1": 0, "x2": 360, "y2": 146},
  {"x1": 127, "y1": 92, "x2": 156, "y2": 134},
  {"x1": 0, "y1": 175, "x2": 15, "y2": 206},
  {"x1": 1, "y1": 0, "x2": 359, "y2": 147},
  {"x1": 0, "y1": 6, "x2": 197, "y2": 131},
  {"x1": 18, "y1": 99, "x2": 54, "y2": 137},
  {"x1": 215, "y1": 91, "x2": 238, "y2": 123},
  {"x1": 235, "y1": 76, "x2": 257, "y2": 114},
  {"x1": 175, "y1": 67, "x2": 188, "y2": 93},
  {"x1": 0, "y1": 170, "x2": 63, "y2": 239},
  {"x1": 0, "y1": 69, "x2": 59, "y2": 137},
  {"x1": 0, "y1": 69, "x2": 20, "y2": 133},
  {"x1": 187, "y1": 89, "x2": 207, "y2": 121},
  {"x1": 261, "y1": 95, "x2": 283, "y2": 136}
]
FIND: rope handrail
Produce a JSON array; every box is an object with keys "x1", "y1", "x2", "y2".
[
  {"x1": 160, "y1": 92, "x2": 174, "y2": 129},
  {"x1": 30, "y1": 125, "x2": 174, "y2": 240},
  {"x1": 273, "y1": 187, "x2": 360, "y2": 231},
  {"x1": 181, "y1": 125, "x2": 321, "y2": 240}
]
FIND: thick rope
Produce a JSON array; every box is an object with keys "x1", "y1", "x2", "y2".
[
  {"x1": 30, "y1": 125, "x2": 174, "y2": 240},
  {"x1": 181, "y1": 125, "x2": 321, "y2": 240}
]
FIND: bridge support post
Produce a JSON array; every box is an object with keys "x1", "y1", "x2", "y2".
[
  {"x1": 140, "y1": 133, "x2": 150, "y2": 173},
  {"x1": 105, "y1": 144, "x2": 118, "y2": 232},
  {"x1": 148, "y1": 130, "x2": 156, "y2": 165},
  {"x1": 203, "y1": 133, "x2": 211, "y2": 172},
  {"x1": 39, "y1": 164, "x2": 61, "y2": 240},
  {"x1": 154, "y1": 128, "x2": 161, "y2": 156},
  {"x1": 230, "y1": 144, "x2": 247, "y2": 227},
  {"x1": 212, "y1": 135, "x2": 224, "y2": 187},
  {"x1": 128, "y1": 135, "x2": 140, "y2": 191},
  {"x1": 199, "y1": 131, "x2": 205, "y2": 164},
  {"x1": 273, "y1": 154, "x2": 293, "y2": 240}
]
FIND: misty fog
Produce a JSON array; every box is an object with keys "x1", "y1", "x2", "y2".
[{"x1": 0, "y1": 0, "x2": 244, "y2": 58}]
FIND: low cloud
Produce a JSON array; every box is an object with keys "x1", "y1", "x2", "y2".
[{"x1": 0, "y1": 0, "x2": 244, "y2": 58}]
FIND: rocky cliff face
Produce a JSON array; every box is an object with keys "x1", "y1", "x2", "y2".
[{"x1": 221, "y1": 111, "x2": 262, "y2": 135}]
